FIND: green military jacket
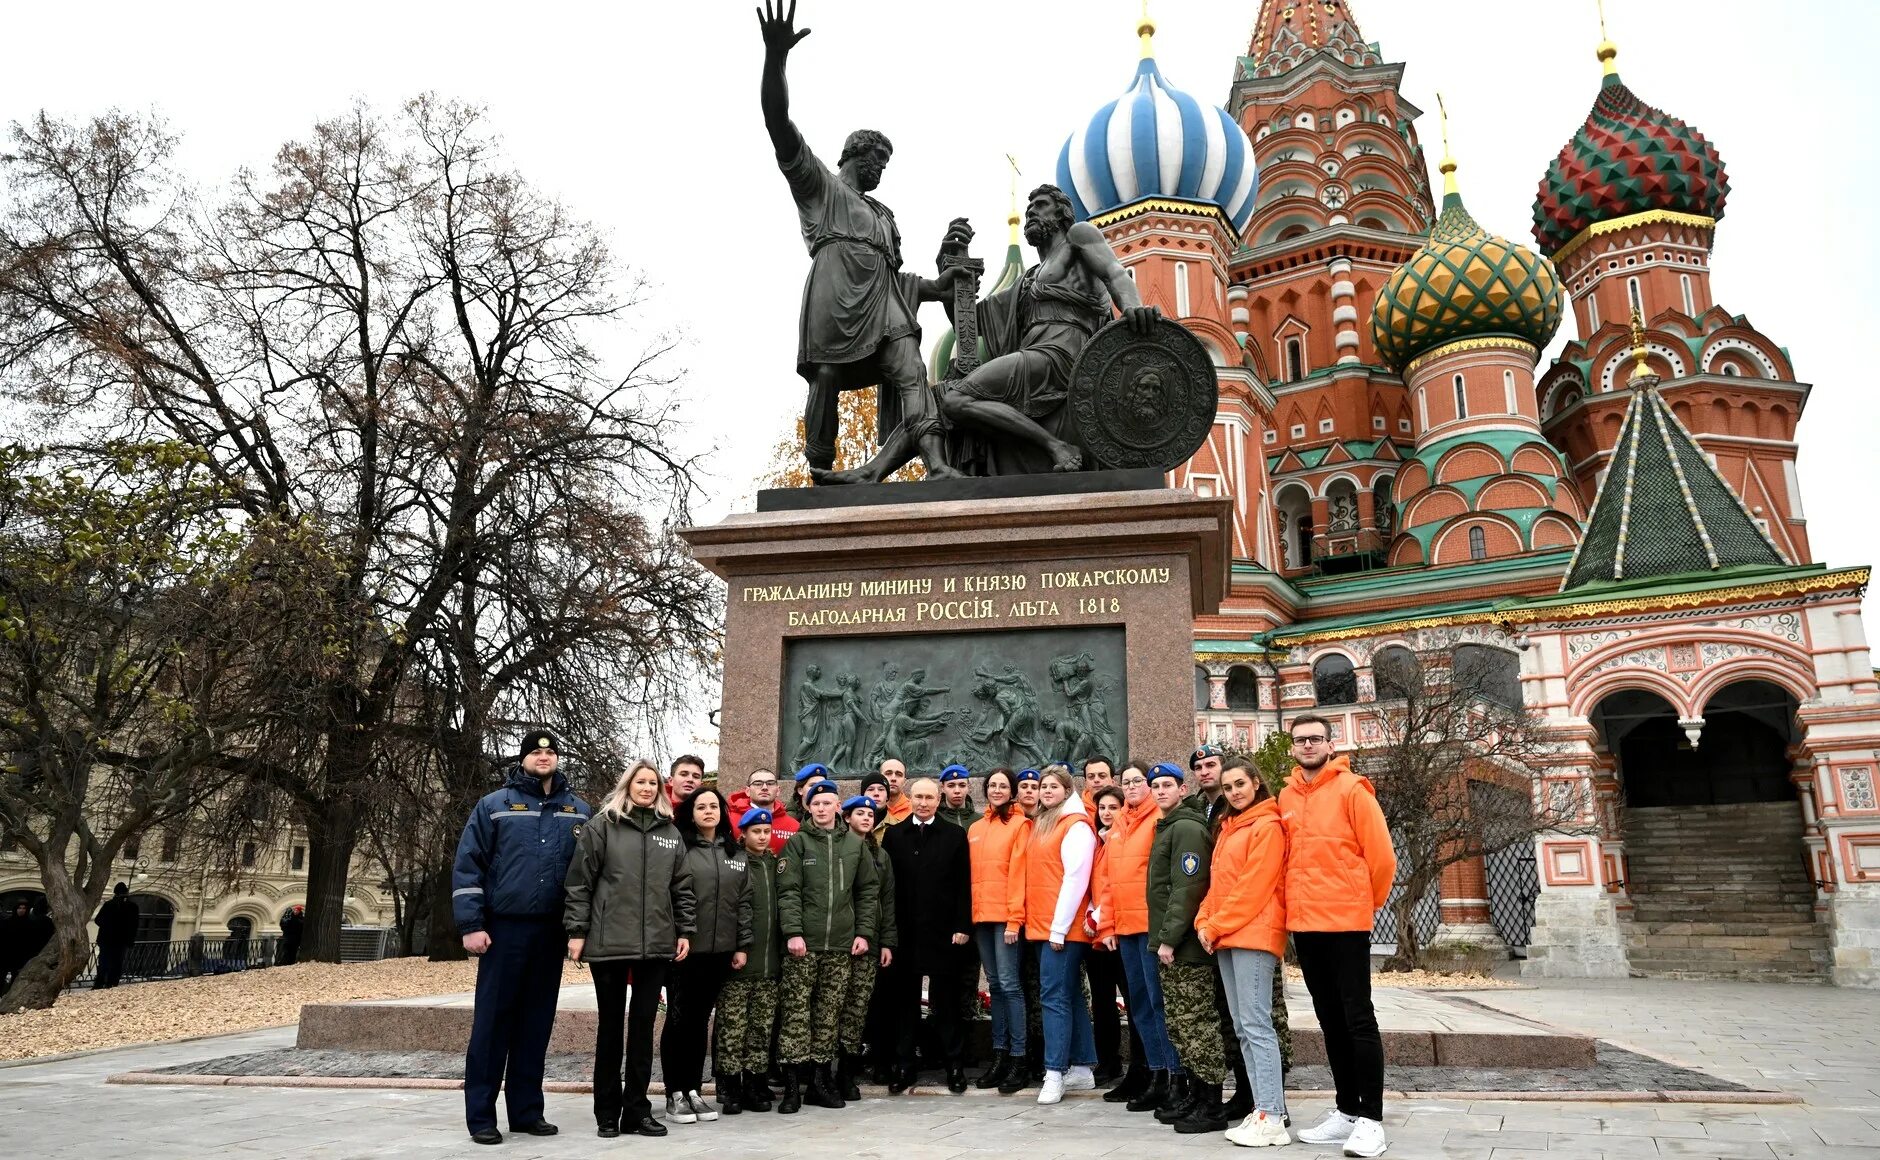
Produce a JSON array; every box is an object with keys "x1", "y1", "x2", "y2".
[
  {"x1": 778, "y1": 822, "x2": 881, "y2": 952},
  {"x1": 1147, "y1": 807, "x2": 1213, "y2": 965},
  {"x1": 860, "y1": 838, "x2": 899, "y2": 951},
  {"x1": 937, "y1": 803, "x2": 978, "y2": 831},
  {"x1": 737, "y1": 848, "x2": 782, "y2": 979}
]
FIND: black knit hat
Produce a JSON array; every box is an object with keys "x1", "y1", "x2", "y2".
[
  {"x1": 519, "y1": 729, "x2": 561, "y2": 762},
  {"x1": 858, "y1": 771, "x2": 889, "y2": 797}
]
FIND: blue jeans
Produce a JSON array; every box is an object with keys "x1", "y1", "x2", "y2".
[
  {"x1": 975, "y1": 922, "x2": 1026, "y2": 1055},
  {"x1": 1116, "y1": 932, "x2": 1176, "y2": 1073},
  {"x1": 1218, "y1": 948, "x2": 1288, "y2": 1117},
  {"x1": 1035, "y1": 940, "x2": 1096, "y2": 1073}
]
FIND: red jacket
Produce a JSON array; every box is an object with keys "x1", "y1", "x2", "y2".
[{"x1": 727, "y1": 788, "x2": 799, "y2": 855}]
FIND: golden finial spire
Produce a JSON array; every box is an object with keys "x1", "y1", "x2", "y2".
[
  {"x1": 1627, "y1": 306, "x2": 1654, "y2": 387},
  {"x1": 1436, "y1": 92, "x2": 1458, "y2": 199},
  {"x1": 1139, "y1": 0, "x2": 1156, "y2": 59},
  {"x1": 1005, "y1": 153, "x2": 1022, "y2": 245},
  {"x1": 1596, "y1": 0, "x2": 1619, "y2": 76}
]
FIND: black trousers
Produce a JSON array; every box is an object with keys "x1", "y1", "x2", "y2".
[
  {"x1": 592, "y1": 958, "x2": 670, "y2": 1127},
  {"x1": 888, "y1": 945, "x2": 971, "y2": 1068},
  {"x1": 659, "y1": 950, "x2": 733, "y2": 1093},
  {"x1": 94, "y1": 943, "x2": 129, "y2": 989},
  {"x1": 1084, "y1": 944, "x2": 1126, "y2": 1073},
  {"x1": 463, "y1": 916, "x2": 565, "y2": 1134},
  {"x1": 1292, "y1": 930, "x2": 1383, "y2": 1121}
]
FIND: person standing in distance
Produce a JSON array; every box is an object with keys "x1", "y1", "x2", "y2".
[
  {"x1": 91, "y1": 883, "x2": 139, "y2": 989},
  {"x1": 1282, "y1": 715, "x2": 1395, "y2": 1158},
  {"x1": 453, "y1": 729, "x2": 592, "y2": 1146},
  {"x1": 564, "y1": 760, "x2": 696, "y2": 1139},
  {"x1": 729, "y1": 768, "x2": 799, "y2": 854},
  {"x1": 881, "y1": 777, "x2": 974, "y2": 1093}
]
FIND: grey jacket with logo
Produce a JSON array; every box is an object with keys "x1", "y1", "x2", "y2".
[
  {"x1": 684, "y1": 837, "x2": 754, "y2": 956},
  {"x1": 562, "y1": 805, "x2": 697, "y2": 961}
]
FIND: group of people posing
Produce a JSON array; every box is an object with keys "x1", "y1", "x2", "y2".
[{"x1": 451, "y1": 715, "x2": 1398, "y2": 1156}]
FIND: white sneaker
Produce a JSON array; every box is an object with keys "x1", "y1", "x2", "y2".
[
  {"x1": 1037, "y1": 1069, "x2": 1065, "y2": 1105},
  {"x1": 1342, "y1": 1117, "x2": 1388, "y2": 1157},
  {"x1": 1225, "y1": 1110, "x2": 1293, "y2": 1148},
  {"x1": 664, "y1": 1093, "x2": 697, "y2": 1124},
  {"x1": 686, "y1": 1090, "x2": 718, "y2": 1122},
  {"x1": 1062, "y1": 1065, "x2": 1095, "y2": 1091},
  {"x1": 1296, "y1": 1109, "x2": 1356, "y2": 1144}
]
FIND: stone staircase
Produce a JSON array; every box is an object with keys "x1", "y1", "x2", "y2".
[{"x1": 1619, "y1": 802, "x2": 1829, "y2": 983}]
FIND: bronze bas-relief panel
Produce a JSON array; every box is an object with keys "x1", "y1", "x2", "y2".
[{"x1": 779, "y1": 626, "x2": 1126, "y2": 779}]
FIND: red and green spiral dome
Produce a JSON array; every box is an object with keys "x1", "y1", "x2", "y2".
[{"x1": 1533, "y1": 72, "x2": 1729, "y2": 257}]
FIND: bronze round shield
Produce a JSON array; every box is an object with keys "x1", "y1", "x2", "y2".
[{"x1": 1066, "y1": 317, "x2": 1218, "y2": 471}]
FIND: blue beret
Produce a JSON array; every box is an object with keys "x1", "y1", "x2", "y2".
[
  {"x1": 1016, "y1": 767, "x2": 1041, "y2": 784},
  {"x1": 841, "y1": 795, "x2": 876, "y2": 815},
  {"x1": 739, "y1": 807, "x2": 773, "y2": 830},
  {"x1": 805, "y1": 778, "x2": 840, "y2": 801},
  {"x1": 795, "y1": 762, "x2": 831, "y2": 783},
  {"x1": 939, "y1": 764, "x2": 971, "y2": 783},
  {"x1": 1149, "y1": 762, "x2": 1185, "y2": 784}
]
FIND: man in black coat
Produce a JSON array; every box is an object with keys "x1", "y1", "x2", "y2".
[
  {"x1": 879, "y1": 777, "x2": 975, "y2": 1094},
  {"x1": 93, "y1": 883, "x2": 141, "y2": 989},
  {"x1": 1, "y1": 900, "x2": 31, "y2": 993},
  {"x1": 277, "y1": 905, "x2": 304, "y2": 966}
]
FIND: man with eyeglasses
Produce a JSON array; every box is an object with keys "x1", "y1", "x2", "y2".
[
  {"x1": 731, "y1": 769, "x2": 799, "y2": 854},
  {"x1": 1279, "y1": 715, "x2": 1396, "y2": 1158}
]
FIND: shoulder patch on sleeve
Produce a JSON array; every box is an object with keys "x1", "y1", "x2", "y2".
[{"x1": 1180, "y1": 851, "x2": 1201, "y2": 877}]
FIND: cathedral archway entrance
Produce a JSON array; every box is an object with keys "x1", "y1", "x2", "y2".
[{"x1": 1592, "y1": 680, "x2": 1825, "y2": 981}]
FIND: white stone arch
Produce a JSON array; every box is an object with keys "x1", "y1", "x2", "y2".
[
  {"x1": 1599, "y1": 343, "x2": 1687, "y2": 391},
  {"x1": 1543, "y1": 373, "x2": 1588, "y2": 420},
  {"x1": 1701, "y1": 336, "x2": 1780, "y2": 378},
  {"x1": 1313, "y1": 470, "x2": 1365, "y2": 499}
]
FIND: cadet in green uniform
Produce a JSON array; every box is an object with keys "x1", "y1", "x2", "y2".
[
  {"x1": 1146, "y1": 762, "x2": 1227, "y2": 1135},
  {"x1": 776, "y1": 777, "x2": 880, "y2": 1113},
  {"x1": 835, "y1": 795, "x2": 896, "y2": 1099},
  {"x1": 718, "y1": 807, "x2": 783, "y2": 1114}
]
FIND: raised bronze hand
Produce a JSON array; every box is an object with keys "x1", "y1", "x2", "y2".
[
  {"x1": 937, "y1": 217, "x2": 974, "y2": 268},
  {"x1": 1123, "y1": 303, "x2": 1161, "y2": 335},
  {"x1": 756, "y1": 0, "x2": 811, "y2": 55}
]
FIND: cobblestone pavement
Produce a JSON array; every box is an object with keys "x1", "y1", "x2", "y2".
[{"x1": 3, "y1": 976, "x2": 1876, "y2": 1158}]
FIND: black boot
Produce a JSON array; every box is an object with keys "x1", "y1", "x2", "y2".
[
  {"x1": 806, "y1": 1061, "x2": 844, "y2": 1109},
  {"x1": 719, "y1": 1074, "x2": 743, "y2": 1116},
  {"x1": 1173, "y1": 1081, "x2": 1228, "y2": 1134},
  {"x1": 1104, "y1": 1059, "x2": 1148, "y2": 1104},
  {"x1": 1154, "y1": 1073, "x2": 1195, "y2": 1123},
  {"x1": 838, "y1": 1054, "x2": 861, "y2": 1102},
  {"x1": 975, "y1": 1050, "x2": 1010, "y2": 1090},
  {"x1": 998, "y1": 1054, "x2": 1035, "y2": 1095},
  {"x1": 1125, "y1": 1069, "x2": 1168, "y2": 1113},
  {"x1": 1221, "y1": 1057, "x2": 1253, "y2": 1122},
  {"x1": 776, "y1": 1064, "x2": 803, "y2": 1115},
  {"x1": 743, "y1": 1071, "x2": 773, "y2": 1113}
]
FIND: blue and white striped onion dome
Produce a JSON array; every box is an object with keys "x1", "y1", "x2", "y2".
[{"x1": 1057, "y1": 55, "x2": 1260, "y2": 235}]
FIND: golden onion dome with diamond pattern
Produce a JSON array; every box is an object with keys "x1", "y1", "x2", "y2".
[{"x1": 1371, "y1": 153, "x2": 1565, "y2": 374}]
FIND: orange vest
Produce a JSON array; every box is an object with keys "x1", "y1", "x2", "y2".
[
  {"x1": 968, "y1": 808, "x2": 1032, "y2": 933},
  {"x1": 1279, "y1": 756, "x2": 1397, "y2": 932},
  {"x1": 1024, "y1": 812, "x2": 1095, "y2": 943},
  {"x1": 1101, "y1": 796, "x2": 1158, "y2": 936},
  {"x1": 1196, "y1": 798, "x2": 1287, "y2": 956},
  {"x1": 1087, "y1": 831, "x2": 1116, "y2": 942}
]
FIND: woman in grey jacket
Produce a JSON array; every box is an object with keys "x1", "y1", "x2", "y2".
[
  {"x1": 659, "y1": 786, "x2": 751, "y2": 1125},
  {"x1": 565, "y1": 761, "x2": 696, "y2": 1139}
]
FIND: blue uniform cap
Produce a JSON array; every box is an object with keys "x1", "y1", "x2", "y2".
[
  {"x1": 805, "y1": 778, "x2": 841, "y2": 802},
  {"x1": 841, "y1": 795, "x2": 877, "y2": 816},
  {"x1": 1149, "y1": 761, "x2": 1185, "y2": 784},
  {"x1": 739, "y1": 807, "x2": 773, "y2": 830},
  {"x1": 795, "y1": 762, "x2": 831, "y2": 783},
  {"x1": 939, "y1": 764, "x2": 971, "y2": 783},
  {"x1": 1016, "y1": 767, "x2": 1041, "y2": 784}
]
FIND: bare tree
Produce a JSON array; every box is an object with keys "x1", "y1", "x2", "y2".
[
  {"x1": 0, "y1": 99, "x2": 719, "y2": 960},
  {"x1": 1356, "y1": 645, "x2": 1590, "y2": 970}
]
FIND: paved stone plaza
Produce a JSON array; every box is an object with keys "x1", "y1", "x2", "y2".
[{"x1": 3, "y1": 975, "x2": 1876, "y2": 1159}]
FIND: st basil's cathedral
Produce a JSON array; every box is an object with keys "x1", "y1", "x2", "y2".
[{"x1": 955, "y1": 1, "x2": 1880, "y2": 986}]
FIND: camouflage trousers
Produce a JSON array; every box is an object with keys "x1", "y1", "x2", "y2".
[
  {"x1": 716, "y1": 974, "x2": 778, "y2": 1075},
  {"x1": 1158, "y1": 961, "x2": 1226, "y2": 1084},
  {"x1": 837, "y1": 954, "x2": 879, "y2": 1054},
  {"x1": 1273, "y1": 955, "x2": 1293, "y2": 1073},
  {"x1": 779, "y1": 949, "x2": 851, "y2": 1064}
]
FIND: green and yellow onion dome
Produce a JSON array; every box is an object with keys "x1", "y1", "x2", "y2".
[{"x1": 1371, "y1": 169, "x2": 1565, "y2": 375}]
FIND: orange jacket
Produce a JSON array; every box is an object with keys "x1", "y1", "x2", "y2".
[
  {"x1": 883, "y1": 796, "x2": 914, "y2": 826},
  {"x1": 1279, "y1": 756, "x2": 1396, "y2": 932},
  {"x1": 1025, "y1": 811, "x2": 1095, "y2": 943},
  {"x1": 968, "y1": 808, "x2": 1032, "y2": 934},
  {"x1": 1086, "y1": 831, "x2": 1116, "y2": 942},
  {"x1": 1196, "y1": 799, "x2": 1287, "y2": 956},
  {"x1": 1100, "y1": 795, "x2": 1158, "y2": 936}
]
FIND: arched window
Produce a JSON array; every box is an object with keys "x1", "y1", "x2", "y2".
[
  {"x1": 1588, "y1": 293, "x2": 1600, "y2": 331},
  {"x1": 1313, "y1": 654, "x2": 1357, "y2": 706},
  {"x1": 1225, "y1": 666, "x2": 1259, "y2": 710},
  {"x1": 1194, "y1": 665, "x2": 1212, "y2": 711},
  {"x1": 1174, "y1": 261, "x2": 1190, "y2": 318},
  {"x1": 1286, "y1": 338, "x2": 1305, "y2": 382},
  {"x1": 1373, "y1": 646, "x2": 1421, "y2": 700},
  {"x1": 1453, "y1": 374, "x2": 1468, "y2": 419},
  {"x1": 1278, "y1": 223, "x2": 1310, "y2": 242},
  {"x1": 1454, "y1": 644, "x2": 1522, "y2": 708},
  {"x1": 130, "y1": 894, "x2": 175, "y2": 944},
  {"x1": 1326, "y1": 479, "x2": 1359, "y2": 532},
  {"x1": 1681, "y1": 273, "x2": 1695, "y2": 315},
  {"x1": 1468, "y1": 525, "x2": 1487, "y2": 560},
  {"x1": 1627, "y1": 276, "x2": 1643, "y2": 315},
  {"x1": 1503, "y1": 369, "x2": 1517, "y2": 413},
  {"x1": 1373, "y1": 476, "x2": 1395, "y2": 539},
  {"x1": 1722, "y1": 364, "x2": 1739, "y2": 377}
]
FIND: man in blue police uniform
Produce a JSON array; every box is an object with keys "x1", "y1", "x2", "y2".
[{"x1": 453, "y1": 729, "x2": 591, "y2": 1145}]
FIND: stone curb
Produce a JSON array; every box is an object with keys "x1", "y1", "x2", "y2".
[
  {"x1": 105, "y1": 1072, "x2": 1800, "y2": 1105},
  {"x1": 0, "y1": 1023, "x2": 299, "y2": 1070}
]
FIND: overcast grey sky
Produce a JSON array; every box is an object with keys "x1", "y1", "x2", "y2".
[{"x1": 3, "y1": 0, "x2": 1874, "y2": 759}]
